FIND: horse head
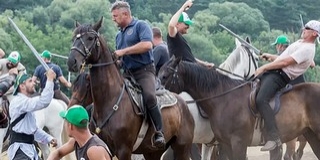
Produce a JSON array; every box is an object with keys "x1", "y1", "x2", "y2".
[
  {"x1": 219, "y1": 37, "x2": 259, "y2": 80},
  {"x1": 69, "y1": 72, "x2": 93, "y2": 108},
  {"x1": 158, "y1": 57, "x2": 185, "y2": 93},
  {"x1": 68, "y1": 17, "x2": 112, "y2": 72}
]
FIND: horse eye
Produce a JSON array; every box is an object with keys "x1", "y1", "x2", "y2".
[{"x1": 88, "y1": 37, "x2": 94, "y2": 41}]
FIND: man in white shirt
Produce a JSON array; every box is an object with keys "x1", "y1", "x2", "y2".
[{"x1": 255, "y1": 20, "x2": 320, "y2": 151}]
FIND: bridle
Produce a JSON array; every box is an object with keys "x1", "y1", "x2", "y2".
[
  {"x1": 242, "y1": 45, "x2": 258, "y2": 79},
  {"x1": 70, "y1": 29, "x2": 116, "y2": 72}
]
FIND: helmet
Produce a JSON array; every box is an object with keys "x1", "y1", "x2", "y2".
[
  {"x1": 41, "y1": 50, "x2": 52, "y2": 59},
  {"x1": 7, "y1": 51, "x2": 21, "y2": 65}
]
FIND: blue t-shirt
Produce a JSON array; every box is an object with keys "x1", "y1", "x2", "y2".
[
  {"x1": 33, "y1": 62, "x2": 62, "y2": 90},
  {"x1": 115, "y1": 19, "x2": 154, "y2": 70},
  {"x1": 153, "y1": 42, "x2": 169, "y2": 75}
]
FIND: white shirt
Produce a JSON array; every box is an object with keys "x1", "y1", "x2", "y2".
[
  {"x1": 275, "y1": 40, "x2": 315, "y2": 79},
  {"x1": 8, "y1": 81, "x2": 54, "y2": 160}
]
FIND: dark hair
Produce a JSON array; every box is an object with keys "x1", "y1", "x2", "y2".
[{"x1": 152, "y1": 27, "x2": 162, "y2": 38}]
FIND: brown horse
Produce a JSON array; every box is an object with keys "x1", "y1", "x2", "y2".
[
  {"x1": 67, "y1": 17, "x2": 194, "y2": 160},
  {"x1": 158, "y1": 57, "x2": 320, "y2": 160}
]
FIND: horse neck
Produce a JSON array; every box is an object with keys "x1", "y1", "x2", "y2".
[{"x1": 89, "y1": 54, "x2": 124, "y2": 111}]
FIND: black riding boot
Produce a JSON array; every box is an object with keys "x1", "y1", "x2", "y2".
[{"x1": 148, "y1": 105, "x2": 165, "y2": 148}]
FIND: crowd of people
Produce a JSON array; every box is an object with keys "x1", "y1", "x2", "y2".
[{"x1": 0, "y1": 0, "x2": 319, "y2": 159}]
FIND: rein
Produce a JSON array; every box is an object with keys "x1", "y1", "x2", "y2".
[{"x1": 167, "y1": 64, "x2": 252, "y2": 104}]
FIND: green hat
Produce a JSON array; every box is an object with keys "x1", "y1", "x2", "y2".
[
  {"x1": 271, "y1": 35, "x2": 290, "y2": 45},
  {"x1": 7, "y1": 51, "x2": 21, "y2": 65},
  {"x1": 59, "y1": 105, "x2": 89, "y2": 128},
  {"x1": 13, "y1": 73, "x2": 31, "y2": 95},
  {"x1": 178, "y1": 12, "x2": 193, "y2": 26},
  {"x1": 41, "y1": 50, "x2": 52, "y2": 59}
]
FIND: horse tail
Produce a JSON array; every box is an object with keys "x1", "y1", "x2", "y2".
[{"x1": 303, "y1": 128, "x2": 320, "y2": 158}]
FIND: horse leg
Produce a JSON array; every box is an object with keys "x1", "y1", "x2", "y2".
[
  {"x1": 219, "y1": 142, "x2": 232, "y2": 160},
  {"x1": 171, "y1": 143, "x2": 192, "y2": 160},
  {"x1": 116, "y1": 147, "x2": 133, "y2": 160},
  {"x1": 38, "y1": 143, "x2": 50, "y2": 160},
  {"x1": 201, "y1": 144, "x2": 213, "y2": 160},
  {"x1": 284, "y1": 138, "x2": 296, "y2": 160},
  {"x1": 190, "y1": 143, "x2": 201, "y2": 160},
  {"x1": 160, "y1": 146, "x2": 174, "y2": 160},
  {"x1": 294, "y1": 135, "x2": 306, "y2": 160},
  {"x1": 269, "y1": 145, "x2": 283, "y2": 160},
  {"x1": 144, "y1": 150, "x2": 163, "y2": 160},
  {"x1": 230, "y1": 138, "x2": 247, "y2": 160},
  {"x1": 302, "y1": 129, "x2": 320, "y2": 158}
]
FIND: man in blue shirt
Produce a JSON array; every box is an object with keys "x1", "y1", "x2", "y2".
[
  {"x1": 111, "y1": 1, "x2": 165, "y2": 148},
  {"x1": 152, "y1": 27, "x2": 170, "y2": 75},
  {"x1": 32, "y1": 50, "x2": 71, "y2": 105},
  {"x1": 8, "y1": 70, "x2": 57, "y2": 160}
]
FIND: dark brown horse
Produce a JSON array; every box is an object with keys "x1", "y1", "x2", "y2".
[
  {"x1": 158, "y1": 57, "x2": 320, "y2": 160},
  {"x1": 67, "y1": 17, "x2": 194, "y2": 160}
]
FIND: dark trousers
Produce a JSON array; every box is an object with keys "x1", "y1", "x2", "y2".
[
  {"x1": 13, "y1": 148, "x2": 32, "y2": 160},
  {"x1": 125, "y1": 64, "x2": 157, "y2": 109},
  {"x1": 54, "y1": 90, "x2": 70, "y2": 105},
  {"x1": 256, "y1": 70, "x2": 289, "y2": 140}
]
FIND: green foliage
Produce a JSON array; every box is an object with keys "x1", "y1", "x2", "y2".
[{"x1": 0, "y1": 0, "x2": 319, "y2": 85}]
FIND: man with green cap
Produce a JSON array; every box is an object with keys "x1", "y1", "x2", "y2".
[
  {"x1": 8, "y1": 69, "x2": 57, "y2": 160},
  {"x1": 0, "y1": 51, "x2": 26, "y2": 94},
  {"x1": 271, "y1": 35, "x2": 290, "y2": 55},
  {"x1": 32, "y1": 50, "x2": 71, "y2": 105},
  {"x1": 167, "y1": 0, "x2": 213, "y2": 67},
  {"x1": 48, "y1": 105, "x2": 111, "y2": 160}
]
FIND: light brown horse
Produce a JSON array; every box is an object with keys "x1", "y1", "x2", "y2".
[
  {"x1": 67, "y1": 17, "x2": 194, "y2": 160},
  {"x1": 158, "y1": 57, "x2": 320, "y2": 160}
]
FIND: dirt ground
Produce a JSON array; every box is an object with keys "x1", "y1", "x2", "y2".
[{"x1": 1, "y1": 143, "x2": 317, "y2": 160}]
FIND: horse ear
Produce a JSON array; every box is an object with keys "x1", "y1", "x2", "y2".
[
  {"x1": 75, "y1": 21, "x2": 81, "y2": 28},
  {"x1": 93, "y1": 16, "x2": 103, "y2": 32},
  {"x1": 245, "y1": 36, "x2": 251, "y2": 44},
  {"x1": 235, "y1": 38, "x2": 241, "y2": 46},
  {"x1": 173, "y1": 56, "x2": 182, "y2": 67}
]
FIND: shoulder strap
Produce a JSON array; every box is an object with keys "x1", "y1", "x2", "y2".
[{"x1": 10, "y1": 113, "x2": 27, "y2": 128}]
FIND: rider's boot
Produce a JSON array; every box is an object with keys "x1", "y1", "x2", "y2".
[{"x1": 148, "y1": 105, "x2": 165, "y2": 148}]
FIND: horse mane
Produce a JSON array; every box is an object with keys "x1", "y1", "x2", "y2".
[
  {"x1": 180, "y1": 61, "x2": 244, "y2": 92},
  {"x1": 72, "y1": 72, "x2": 90, "y2": 93}
]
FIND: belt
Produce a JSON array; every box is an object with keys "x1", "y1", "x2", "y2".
[
  {"x1": 9, "y1": 131, "x2": 34, "y2": 145},
  {"x1": 271, "y1": 69, "x2": 290, "y2": 83},
  {"x1": 127, "y1": 63, "x2": 154, "y2": 73}
]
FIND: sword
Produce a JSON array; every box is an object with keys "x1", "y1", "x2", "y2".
[
  {"x1": 51, "y1": 53, "x2": 68, "y2": 59},
  {"x1": 7, "y1": 17, "x2": 50, "y2": 71},
  {"x1": 219, "y1": 24, "x2": 262, "y2": 55}
]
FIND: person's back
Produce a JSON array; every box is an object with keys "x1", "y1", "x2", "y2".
[
  {"x1": 152, "y1": 27, "x2": 170, "y2": 74},
  {"x1": 32, "y1": 50, "x2": 71, "y2": 105}
]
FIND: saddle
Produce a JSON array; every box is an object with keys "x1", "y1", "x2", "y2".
[
  {"x1": 124, "y1": 78, "x2": 178, "y2": 117},
  {"x1": 248, "y1": 79, "x2": 293, "y2": 146}
]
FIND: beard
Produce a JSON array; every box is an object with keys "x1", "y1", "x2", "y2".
[{"x1": 26, "y1": 86, "x2": 36, "y2": 95}]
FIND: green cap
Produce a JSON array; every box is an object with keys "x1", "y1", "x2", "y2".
[
  {"x1": 7, "y1": 51, "x2": 21, "y2": 65},
  {"x1": 178, "y1": 12, "x2": 193, "y2": 26},
  {"x1": 13, "y1": 73, "x2": 31, "y2": 95},
  {"x1": 41, "y1": 50, "x2": 52, "y2": 59},
  {"x1": 271, "y1": 35, "x2": 290, "y2": 45},
  {"x1": 59, "y1": 105, "x2": 89, "y2": 128}
]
